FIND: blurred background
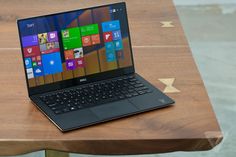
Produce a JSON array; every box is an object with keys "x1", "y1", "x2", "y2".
[{"x1": 6, "y1": 0, "x2": 236, "y2": 156}]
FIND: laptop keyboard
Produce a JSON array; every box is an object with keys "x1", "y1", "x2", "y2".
[{"x1": 39, "y1": 75, "x2": 152, "y2": 115}]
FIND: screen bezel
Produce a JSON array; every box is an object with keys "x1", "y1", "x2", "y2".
[{"x1": 17, "y1": 2, "x2": 135, "y2": 96}]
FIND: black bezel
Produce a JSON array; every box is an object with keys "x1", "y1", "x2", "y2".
[{"x1": 17, "y1": 2, "x2": 135, "y2": 96}]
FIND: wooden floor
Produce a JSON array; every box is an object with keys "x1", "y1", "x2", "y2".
[{"x1": 0, "y1": 0, "x2": 222, "y2": 156}]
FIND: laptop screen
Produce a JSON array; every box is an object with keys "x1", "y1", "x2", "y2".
[{"x1": 17, "y1": 2, "x2": 133, "y2": 90}]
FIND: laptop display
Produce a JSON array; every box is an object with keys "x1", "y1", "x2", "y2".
[{"x1": 18, "y1": 3, "x2": 133, "y2": 89}]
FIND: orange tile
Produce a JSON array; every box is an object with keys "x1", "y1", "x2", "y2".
[
  {"x1": 64, "y1": 50, "x2": 74, "y2": 60},
  {"x1": 91, "y1": 34, "x2": 101, "y2": 45}
]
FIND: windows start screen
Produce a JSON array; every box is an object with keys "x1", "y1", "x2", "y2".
[
  {"x1": 22, "y1": 20, "x2": 124, "y2": 80},
  {"x1": 18, "y1": 4, "x2": 133, "y2": 88}
]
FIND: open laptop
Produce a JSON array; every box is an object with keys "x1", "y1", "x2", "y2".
[{"x1": 17, "y1": 2, "x2": 174, "y2": 132}]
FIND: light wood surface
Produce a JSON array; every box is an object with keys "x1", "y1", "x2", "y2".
[{"x1": 0, "y1": 0, "x2": 222, "y2": 156}]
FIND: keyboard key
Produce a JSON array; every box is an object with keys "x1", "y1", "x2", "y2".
[
  {"x1": 54, "y1": 110, "x2": 62, "y2": 114},
  {"x1": 129, "y1": 78, "x2": 137, "y2": 82},
  {"x1": 119, "y1": 95, "x2": 125, "y2": 99},
  {"x1": 134, "y1": 84, "x2": 144, "y2": 88},
  {"x1": 48, "y1": 103, "x2": 57, "y2": 107},
  {"x1": 63, "y1": 108, "x2": 70, "y2": 113},
  {"x1": 131, "y1": 92, "x2": 139, "y2": 97},
  {"x1": 125, "y1": 94, "x2": 132, "y2": 98},
  {"x1": 51, "y1": 107, "x2": 57, "y2": 110},
  {"x1": 70, "y1": 106, "x2": 77, "y2": 111},
  {"x1": 138, "y1": 91, "x2": 145, "y2": 95},
  {"x1": 136, "y1": 86, "x2": 148, "y2": 91}
]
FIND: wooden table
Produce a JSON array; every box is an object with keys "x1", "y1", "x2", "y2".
[{"x1": 0, "y1": 0, "x2": 222, "y2": 156}]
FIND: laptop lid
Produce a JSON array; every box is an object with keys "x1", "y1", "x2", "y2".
[{"x1": 17, "y1": 2, "x2": 134, "y2": 96}]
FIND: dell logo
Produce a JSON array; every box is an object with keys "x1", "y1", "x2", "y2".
[{"x1": 80, "y1": 78, "x2": 87, "y2": 82}]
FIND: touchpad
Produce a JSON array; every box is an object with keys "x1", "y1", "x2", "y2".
[{"x1": 90, "y1": 100, "x2": 138, "y2": 120}]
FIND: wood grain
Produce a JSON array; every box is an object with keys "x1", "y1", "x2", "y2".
[
  {"x1": 0, "y1": 46, "x2": 223, "y2": 155},
  {"x1": 0, "y1": 0, "x2": 222, "y2": 155}
]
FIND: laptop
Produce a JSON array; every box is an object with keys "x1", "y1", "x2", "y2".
[{"x1": 17, "y1": 2, "x2": 174, "y2": 132}]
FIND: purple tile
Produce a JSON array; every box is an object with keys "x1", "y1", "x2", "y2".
[
  {"x1": 47, "y1": 31, "x2": 58, "y2": 42},
  {"x1": 66, "y1": 60, "x2": 76, "y2": 70},
  {"x1": 22, "y1": 35, "x2": 38, "y2": 47}
]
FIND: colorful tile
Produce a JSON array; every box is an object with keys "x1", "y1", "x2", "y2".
[
  {"x1": 114, "y1": 40, "x2": 123, "y2": 50},
  {"x1": 38, "y1": 33, "x2": 48, "y2": 44},
  {"x1": 80, "y1": 24, "x2": 99, "y2": 36},
  {"x1": 102, "y1": 20, "x2": 120, "y2": 32},
  {"x1": 64, "y1": 50, "x2": 74, "y2": 60},
  {"x1": 74, "y1": 48, "x2": 83, "y2": 59},
  {"x1": 32, "y1": 62, "x2": 37, "y2": 67},
  {"x1": 61, "y1": 27, "x2": 82, "y2": 50},
  {"x1": 41, "y1": 42, "x2": 60, "y2": 54},
  {"x1": 40, "y1": 44, "x2": 47, "y2": 52},
  {"x1": 26, "y1": 68, "x2": 34, "y2": 79},
  {"x1": 82, "y1": 36, "x2": 92, "y2": 47},
  {"x1": 66, "y1": 60, "x2": 76, "y2": 70},
  {"x1": 62, "y1": 30, "x2": 69, "y2": 38},
  {"x1": 33, "y1": 66, "x2": 44, "y2": 77},
  {"x1": 47, "y1": 31, "x2": 58, "y2": 42},
  {"x1": 41, "y1": 48, "x2": 61, "y2": 54},
  {"x1": 91, "y1": 34, "x2": 101, "y2": 45},
  {"x1": 37, "y1": 61, "x2": 42, "y2": 66},
  {"x1": 23, "y1": 45, "x2": 41, "y2": 57},
  {"x1": 42, "y1": 52, "x2": 63, "y2": 75},
  {"x1": 105, "y1": 42, "x2": 116, "y2": 62},
  {"x1": 103, "y1": 32, "x2": 113, "y2": 42},
  {"x1": 112, "y1": 30, "x2": 122, "y2": 40},
  {"x1": 106, "y1": 51, "x2": 116, "y2": 62},
  {"x1": 21, "y1": 35, "x2": 38, "y2": 47},
  {"x1": 46, "y1": 42, "x2": 56, "y2": 50},
  {"x1": 75, "y1": 58, "x2": 85, "y2": 68},
  {"x1": 105, "y1": 42, "x2": 114, "y2": 51},
  {"x1": 25, "y1": 58, "x2": 32, "y2": 69},
  {"x1": 36, "y1": 56, "x2": 41, "y2": 61},
  {"x1": 32, "y1": 57, "x2": 36, "y2": 62}
]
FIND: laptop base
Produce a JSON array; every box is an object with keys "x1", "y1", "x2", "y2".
[{"x1": 31, "y1": 73, "x2": 174, "y2": 132}]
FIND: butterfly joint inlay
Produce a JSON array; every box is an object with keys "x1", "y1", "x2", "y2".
[
  {"x1": 160, "y1": 21, "x2": 175, "y2": 28},
  {"x1": 158, "y1": 78, "x2": 180, "y2": 93}
]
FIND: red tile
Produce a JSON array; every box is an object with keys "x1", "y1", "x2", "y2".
[
  {"x1": 82, "y1": 36, "x2": 92, "y2": 47},
  {"x1": 32, "y1": 57, "x2": 36, "y2": 62},
  {"x1": 64, "y1": 50, "x2": 74, "y2": 60},
  {"x1": 91, "y1": 34, "x2": 101, "y2": 45},
  {"x1": 41, "y1": 48, "x2": 60, "y2": 54},
  {"x1": 75, "y1": 58, "x2": 85, "y2": 68},
  {"x1": 23, "y1": 45, "x2": 40, "y2": 57},
  {"x1": 36, "y1": 56, "x2": 41, "y2": 61},
  {"x1": 103, "y1": 32, "x2": 113, "y2": 42}
]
